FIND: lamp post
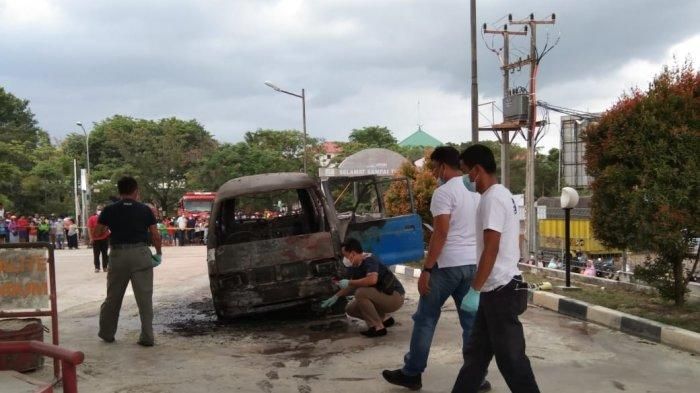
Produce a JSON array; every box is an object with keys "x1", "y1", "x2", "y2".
[
  {"x1": 560, "y1": 187, "x2": 580, "y2": 288},
  {"x1": 76, "y1": 122, "x2": 91, "y2": 198},
  {"x1": 77, "y1": 122, "x2": 90, "y2": 245},
  {"x1": 264, "y1": 81, "x2": 307, "y2": 173}
]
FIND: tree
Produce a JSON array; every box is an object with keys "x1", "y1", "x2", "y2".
[
  {"x1": 385, "y1": 151, "x2": 438, "y2": 245},
  {"x1": 0, "y1": 87, "x2": 44, "y2": 147},
  {"x1": 583, "y1": 61, "x2": 700, "y2": 305},
  {"x1": 76, "y1": 116, "x2": 218, "y2": 214},
  {"x1": 535, "y1": 148, "x2": 560, "y2": 197},
  {"x1": 0, "y1": 87, "x2": 72, "y2": 214},
  {"x1": 348, "y1": 126, "x2": 398, "y2": 148},
  {"x1": 188, "y1": 129, "x2": 321, "y2": 191}
]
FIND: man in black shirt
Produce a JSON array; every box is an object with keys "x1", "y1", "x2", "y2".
[
  {"x1": 93, "y1": 176, "x2": 162, "y2": 346},
  {"x1": 320, "y1": 238, "x2": 405, "y2": 337}
]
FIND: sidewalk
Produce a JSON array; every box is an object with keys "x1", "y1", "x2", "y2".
[{"x1": 390, "y1": 264, "x2": 700, "y2": 355}]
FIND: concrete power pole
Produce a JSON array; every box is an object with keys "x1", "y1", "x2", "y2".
[
  {"x1": 483, "y1": 23, "x2": 527, "y2": 188},
  {"x1": 509, "y1": 13, "x2": 556, "y2": 258},
  {"x1": 470, "y1": 0, "x2": 479, "y2": 142}
]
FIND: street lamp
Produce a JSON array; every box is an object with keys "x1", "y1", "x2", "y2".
[
  {"x1": 76, "y1": 122, "x2": 90, "y2": 187},
  {"x1": 77, "y1": 121, "x2": 90, "y2": 245},
  {"x1": 264, "y1": 81, "x2": 308, "y2": 173},
  {"x1": 560, "y1": 187, "x2": 580, "y2": 288}
]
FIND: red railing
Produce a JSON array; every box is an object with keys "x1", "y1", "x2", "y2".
[{"x1": 0, "y1": 340, "x2": 84, "y2": 393}]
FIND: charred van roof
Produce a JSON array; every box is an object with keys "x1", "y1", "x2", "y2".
[{"x1": 215, "y1": 173, "x2": 316, "y2": 201}]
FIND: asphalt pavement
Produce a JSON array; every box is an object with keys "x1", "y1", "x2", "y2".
[{"x1": 21, "y1": 246, "x2": 700, "y2": 392}]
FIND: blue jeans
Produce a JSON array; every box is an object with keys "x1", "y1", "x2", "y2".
[{"x1": 403, "y1": 264, "x2": 477, "y2": 376}]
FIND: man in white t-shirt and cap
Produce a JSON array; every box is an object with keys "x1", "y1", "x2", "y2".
[
  {"x1": 452, "y1": 144, "x2": 539, "y2": 393},
  {"x1": 383, "y1": 146, "x2": 490, "y2": 391}
]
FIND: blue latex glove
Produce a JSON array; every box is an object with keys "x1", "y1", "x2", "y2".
[
  {"x1": 460, "y1": 287, "x2": 480, "y2": 313},
  {"x1": 320, "y1": 295, "x2": 338, "y2": 309},
  {"x1": 338, "y1": 279, "x2": 350, "y2": 289},
  {"x1": 151, "y1": 253, "x2": 162, "y2": 268}
]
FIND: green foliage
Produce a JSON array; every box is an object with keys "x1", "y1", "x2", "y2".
[
  {"x1": 77, "y1": 116, "x2": 218, "y2": 214},
  {"x1": 454, "y1": 140, "x2": 558, "y2": 196},
  {"x1": 333, "y1": 126, "x2": 429, "y2": 168},
  {"x1": 583, "y1": 61, "x2": 700, "y2": 305},
  {"x1": 188, "y1": 129, "x2": 320, "y2": 193},
  {"x1": 385, "y1": 151, "x2": 437, "y2": 235},
  {"x1": 535, "y1": 148, "x2": 560, "y2": 198},
  {"x1": 0, "y1": 87, "x2": 44, "y2": 147},
  {"x1": 348, "y1": 126, "x2": 398, "y2": 148},
  {"x1": 0, "y1": 87, "x2": 72, "y2": 215}
]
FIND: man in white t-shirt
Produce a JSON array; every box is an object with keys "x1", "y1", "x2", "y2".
[
  {"x1": 383, "y1": 146, "x2": 490, "y2": 391},
  {"x1": 452, "y1": 144, "x2": 539, "y2": 393},
  {"x1": 176, "y1": 214, "x2": 188, "y2": 246}
]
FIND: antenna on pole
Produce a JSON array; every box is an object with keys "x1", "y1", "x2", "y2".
[{"x1": 417, "y1": 100, "x2": 423, "y2": 130}]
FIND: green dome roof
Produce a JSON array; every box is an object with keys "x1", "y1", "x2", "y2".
[{"x1": 398, "y1": 127, "x2": 443, "y2": 147}]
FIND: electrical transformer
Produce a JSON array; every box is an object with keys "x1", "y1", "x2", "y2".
[{"x1": 503, "y1": 93, "x2": 529, "y2": 122}]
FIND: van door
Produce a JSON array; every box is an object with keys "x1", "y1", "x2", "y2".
[{"x1": 321, "y1": 176, "x2": 424, "y2": 266}]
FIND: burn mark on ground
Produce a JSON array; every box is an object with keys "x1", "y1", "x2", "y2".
[
  {"x1": 256, "y1": 380, "x2": 274, "y2": 393},
  {"x1": 160, "y1": 295, "x2": 357, "y2": 345},
  {"x1": 293, "y1": 374, "x2": 323, "y2": 381},
  {"x1": 297, "y1": 385, "x2": 312, "y2": 393}
]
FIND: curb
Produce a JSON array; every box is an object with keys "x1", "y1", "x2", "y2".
[
  {"x1": 390, "y1": 264, "x2": 700, "y2": 355},
  {"x1": 528, "y1": 290, "x2": 700, "y2": 354}
]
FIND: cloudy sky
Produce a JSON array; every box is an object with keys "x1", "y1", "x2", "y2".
[{"x1": 1, "y1": 0, "x2": 698, "y2": 150}]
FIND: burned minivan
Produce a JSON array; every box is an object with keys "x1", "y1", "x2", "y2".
[{"x1": 207, "y1": 172, "x2": 424, "y2": 319}]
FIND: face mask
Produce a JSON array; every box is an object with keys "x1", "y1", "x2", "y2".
[
  {"x1": 462, "y1": 175, "x2": 476, "y2": 192},
  {"x1": 342, "y1": 257, "x2": 353, "y2": 267}
]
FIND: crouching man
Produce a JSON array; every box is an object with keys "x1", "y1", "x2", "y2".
[{"x1": 320, "y1": 238, "x2": 404, "y2": 337}]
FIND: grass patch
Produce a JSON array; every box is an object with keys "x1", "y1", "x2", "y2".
[{"x1": 523, "y1": 272, "x2": 700, "y2": 333}]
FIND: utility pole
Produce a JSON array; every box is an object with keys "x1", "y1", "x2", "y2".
[
  {"x1": 509, "y1": 13, "x2": 556, "y2": 259},
  {"x1": 470, "y1": 0, "x2": 478, "y2": 142},
  {"x1": 483, "y1": 23, "x2": 527, "y2": 188},
  {"x1": 73, "y1": 159, "x2": 80, "y2": 233}
]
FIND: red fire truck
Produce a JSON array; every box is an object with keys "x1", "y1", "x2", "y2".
[{"x1": 177, "y1": 192, "x2": 216, "y2": 219}]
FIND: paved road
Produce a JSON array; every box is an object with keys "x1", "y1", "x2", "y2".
[{"x1": 25, "y1": 246, "x2": 700, "y2": 392}]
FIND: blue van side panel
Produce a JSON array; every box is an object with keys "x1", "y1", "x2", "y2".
[{"x1": 346, "y1": 214, "x2": 424, "y2": 266}]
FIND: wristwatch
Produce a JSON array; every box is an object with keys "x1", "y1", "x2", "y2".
[{"x1": 422, "y1": 266, "x2": 433, "y2": 273}]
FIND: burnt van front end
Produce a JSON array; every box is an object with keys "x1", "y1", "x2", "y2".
[{"x1": 207, "y1": 173, "x2": 341, "y2": 319}]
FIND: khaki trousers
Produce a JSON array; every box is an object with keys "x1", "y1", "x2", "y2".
[
  {"x1": 346, "y1": 287, "x2": 404, "y2": 327},
  {"x1": 98, "y1": 246, "x2": 154, "y2": 344}
]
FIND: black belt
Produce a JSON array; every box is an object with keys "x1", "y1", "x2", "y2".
[
  {"x1": 111, "y1": 243, "x2": 147, "y2": 249},
  {"x1": 486, "y1": 275, "x2": 524, "y2": 293}
]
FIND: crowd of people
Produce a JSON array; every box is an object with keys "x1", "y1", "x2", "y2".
[
  {"x1": 0, "y1": 207, "x2": 80, "y2": 249},
  {"x1": 0, "y1": 203, "x2": 210, "y2": 249},
  {"x1": 158, "y1": 214, "x2": 209, "y2": 246}
]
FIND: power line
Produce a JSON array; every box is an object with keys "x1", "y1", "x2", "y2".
[{"x1": 536, "y1": 101, "x2": 601, "y2": 120}]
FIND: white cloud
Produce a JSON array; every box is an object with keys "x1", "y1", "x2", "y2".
[
  {"x1": 0, "y1": 0, "x2": 64, "y2": 28},
  {"x1": 536, "y1": 33, "x2": 700, "y2": 151},
  {"x1": 0, "y1": 0, "x2": 698, "y2": 153}
]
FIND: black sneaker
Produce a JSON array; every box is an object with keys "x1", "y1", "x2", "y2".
[
  {"x1": 98, "y1": 333, "x2": 114, "y2": 343},
  {"x1": 137, "y1": 340, "x2": 154, "y2": 347},
  {"x1": 479, "y1": 379, "x2": 492, "y2": 392},
  {"x1": 383, "y1": 317, "x2": 395, "y2": 328},
  {"x1": 382, "y1": 369, "x2": 422, "y2": 391},
  {"x1": 360, "y1": 327, "x2": 387, "y2": 337}
]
